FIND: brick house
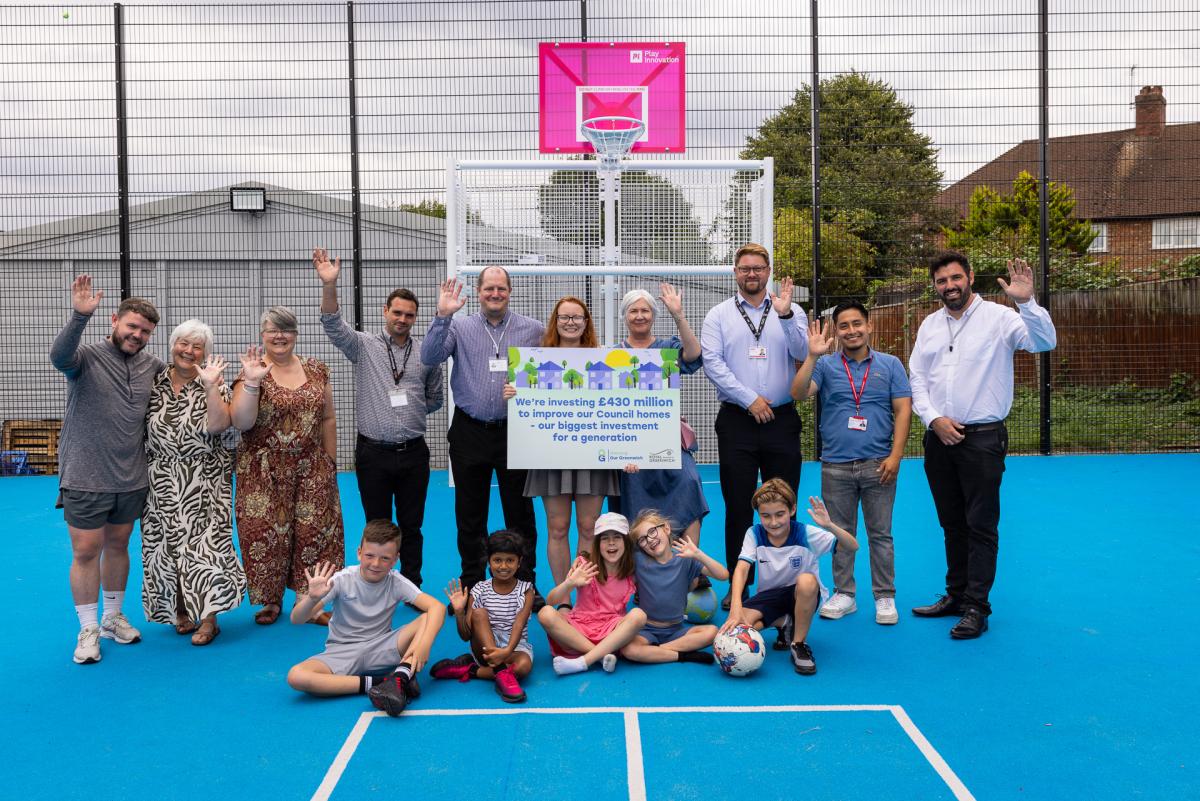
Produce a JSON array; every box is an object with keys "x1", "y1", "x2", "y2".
[{"x1": 937, "y1": 86, "x2": 1200, "y2": 272}]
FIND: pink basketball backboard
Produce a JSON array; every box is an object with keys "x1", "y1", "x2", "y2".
[{"x1": 538, "y1": 42, "x2": 686, "y2": 154}]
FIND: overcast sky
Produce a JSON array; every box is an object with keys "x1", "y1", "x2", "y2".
[{"x1": 1, "y1": 0, "x2": 1196, "y2": 234}]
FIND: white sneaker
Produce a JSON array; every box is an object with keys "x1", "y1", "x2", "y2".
[
  {"x1": 601, "y1": 654, "x2": 618, "y2": 673},
  {"x1": 74, "y1": 625, "x2": 102, "y2": 664},
  {"x1": 875, "y1": 597, "x2": 899, "y2": 625},
  {"x1": 818, "y1": 593, "x2": 857, "y2": 619},
  {"x1": 100, "y1": 612, "x2": 142, "y2": 644}
]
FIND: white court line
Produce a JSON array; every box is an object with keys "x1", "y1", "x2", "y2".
[
  {"x1": 313, "y1": 704, "x2": 973, "y2": 801},
  {"x1": 624, "y1": 711, "x2": 647, "y2": 801},
  {"x1": 890, "y1": 706, "x2": 977, "y2": 801},
  {"x1": 310, "y1": 711, "x2": 375, "y2": 801}
]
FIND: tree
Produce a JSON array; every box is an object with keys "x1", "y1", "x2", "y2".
[
  {"x1": 772, "y1": 207, "x2": 875, "y2": 301},
  {"x1": 738, "y1": 71, "x2": 948, "y2": 278},
  {"x1": 392, "y1": 198, "x2": 482, "y2": 225},
  {"x1": 538, "y1": 167, "x2": 713, "y2": 264},
  {"x1": 944, "y1": 171, "x2": 1097, "y2": 255}
]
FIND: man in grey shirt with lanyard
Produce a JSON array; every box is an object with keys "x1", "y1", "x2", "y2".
[
  {"x1": 315, "y1": 248, "x2": 444, "y2": 587},
  {"x1": 421, "y1": 266, "x2": 544, "y2": 602}
]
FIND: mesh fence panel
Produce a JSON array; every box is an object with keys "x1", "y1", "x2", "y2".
[{"x1": 1, "y1": 1, "x2": 1196, "y2": 476}]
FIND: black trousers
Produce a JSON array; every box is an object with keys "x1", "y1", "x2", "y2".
[
  {"x1": 355, "y1": 436, "x2": 431, "y2": 587},
  {"x1": 715, "y1": 402, "x2": 803, "y2": 582},
  {"x1": 922, "y1": 425, "x2": 1007, "y2": 616},
  {"x1": 447, "y1": 410, "x2": 538, "y2": 586}
]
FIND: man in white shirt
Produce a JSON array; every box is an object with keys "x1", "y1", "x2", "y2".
[{"x1": 908, "y1": 252, "x2": 1056, "y2": 639}]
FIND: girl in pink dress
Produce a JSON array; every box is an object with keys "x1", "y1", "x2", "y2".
[{"x1": 536, "y1": 512, "x2": 647, "y2": 675}]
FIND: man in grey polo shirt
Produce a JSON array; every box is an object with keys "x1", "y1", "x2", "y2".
[
  {"x1": 314, "y1": 248, "x2": 444, "y2": 588},
  {"x1": 51, "y1": 274, "x2": 164, "y2": 665}
]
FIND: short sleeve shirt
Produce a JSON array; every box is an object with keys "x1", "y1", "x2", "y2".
[
  {"x1": 471, "y1": 579, "x2": 532, "y2": 650},
  {"x1": 737, "y1": 522, "x2": 836, "y2": 593},
  {"x1": 324, "y1": 566, "x2": 421, "y2": 645},
  {"x1": 812, "y1": 349, "x2": 912, "y2": 463},
  {"x1": 634, "y1": 550, "x2": 703, "y2": 623}
]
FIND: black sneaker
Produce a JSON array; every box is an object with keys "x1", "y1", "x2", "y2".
[
  {"x1": 791, "y1": 641, "x2": 817, "y2": 675},
  {"x1": 773, "y1": 615, "x2": 794, "y2": 651},
  {"x1": 368, "y1": 671, "x2": 421, "y2": 716}
]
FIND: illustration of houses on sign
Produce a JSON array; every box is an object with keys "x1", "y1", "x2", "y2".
[
  {"x1": 537, "y1": 361, "x2": 566, "y2": 389},
  {"x1": 637, "y1": 361, "x2": 663, "y2": 389},
  {"x1": 587, "y1": 362, "x2": 615, "y2": 390}
]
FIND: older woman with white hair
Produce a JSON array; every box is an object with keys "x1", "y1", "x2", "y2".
[
  {"x1": 141, "y1": 319, "x2": 246, "y2": 646},
  {"x1": 231, "y1": 306, "x2": 345, "y2": 626},
  {"x1": 617, "y1": 285, "x2": 710, "y2": 550}
]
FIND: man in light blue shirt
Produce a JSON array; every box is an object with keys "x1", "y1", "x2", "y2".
[
  {"x1": 700, "y1": 242, "x2": 809, "y2": 609},
  {"x1": 792, "y1": 300, "x2": 912, "y2": 626}
]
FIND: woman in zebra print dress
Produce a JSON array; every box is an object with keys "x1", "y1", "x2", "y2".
[{"x1": 141, "y1": 319, "x2": 246, "y2": 646}]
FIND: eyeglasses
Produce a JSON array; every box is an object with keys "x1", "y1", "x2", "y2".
[
  {"x1": 261, "y1": 329, "x2": 296, "y2": 337},
  {"x1": 735, "y1": 266, "x2": 769, "y2": 275},
  {"x1": 557, "y1": 314, "x2": 586, "y2": 324},
  {"x1": 636, "y1": 523, "x2": 668, "y2": 546}
]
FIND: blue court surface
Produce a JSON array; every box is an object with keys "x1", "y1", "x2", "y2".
[{"x1": 5, "y1": 454, "x2": 1197, "y2": 801}]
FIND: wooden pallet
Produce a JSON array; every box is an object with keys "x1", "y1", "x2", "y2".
[{"x1": 1, "y1": 419, "x2": 62, "y2": 475}]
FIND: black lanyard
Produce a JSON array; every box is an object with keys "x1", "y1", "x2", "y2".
[
  {"x1": 384, "y1": 336, "x2": 413, "y2": 385},
  {"x1": 735, "y1": 295, "x2": 770, "y2": 343}
]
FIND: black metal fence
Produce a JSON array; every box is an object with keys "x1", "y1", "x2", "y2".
[{"x1": 1, "y1": 1, "x2": 1197, "y2": 474}]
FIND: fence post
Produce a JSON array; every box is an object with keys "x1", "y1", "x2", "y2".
[
  {"x1": 347, "y1": 1, "x2": 364, "y2": 331},
  {"x1": 1037, "y1": 0, "x2": 1052, "y2": 454},
  {"x1": 809, "y1": 0, "x2": 822, "y2": 459},
  {"x1": 113, "y1": 3, "x2": 131, "y2": 300}
]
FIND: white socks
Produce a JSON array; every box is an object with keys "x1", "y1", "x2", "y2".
[
  {"x1": 552, "y1": 655, "x2": 588, "y2": 675},
  {"x1": 101, "y1": 590, "x2": 125, "y2": 620},
  {"x1": 75, "y1": 602, "x2": 99, "y2": 630}
]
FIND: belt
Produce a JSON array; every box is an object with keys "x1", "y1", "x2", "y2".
[
  {"x1": 721, "y1": 401, "x2": 796, "y2": 414},
  {"x1": 357, "y1": 433, "x2": 425, "y2": 451},
  {"x1": 456, "y1": 410, "x2": 507, "y2": 429},
  {"x1": 961, "y1": 421, "x2": 1004, "y2": 433}
]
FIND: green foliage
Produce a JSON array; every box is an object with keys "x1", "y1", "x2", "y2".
[
  {"x1": 944, "y1": 171, "x2": 1096, "y2": 256},
  {"x1": 739, "y1": 71, "x2": 947, "y2": 278},
  {"x1": 562, "y1": 368, "x2": 583, "y2": 389},
  {"x1": 537, "y1": 168, "x2": 712, "y2": 264},
  {"x1": 773, "y1": 207, "x2": 875, "y2": 299},
  {"x1": 393, "y1": 198, "x2": 482, "y2": 225}
]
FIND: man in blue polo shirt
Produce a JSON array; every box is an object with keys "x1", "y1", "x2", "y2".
[{"x1": 791, "y1": 301, "x2": 911, "y2": 625}]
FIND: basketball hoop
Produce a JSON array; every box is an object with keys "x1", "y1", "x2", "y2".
[{"x1": 579, "y1": 115, "x2": 646, "y2": 165}]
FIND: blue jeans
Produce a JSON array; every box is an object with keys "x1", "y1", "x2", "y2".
[{"x1": 819, "y1": 459, "x2": 897, "y2": 599}]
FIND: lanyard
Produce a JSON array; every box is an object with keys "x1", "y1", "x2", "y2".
[
  {"x1": 945, "y1": 300, "x2": 979, "y2": 353},
  {"x1": 384, "y1": 336, "x2": 412, "y2": 385},
  {"x1": 480, "y1": 313, "x2": 510, "y2": 358},
  {"x1": 841, "y1": 353, "x2": 872, "y2": 413},
  {"x1": 735, "y1": 295, "x2": 770, "y2": 343}
]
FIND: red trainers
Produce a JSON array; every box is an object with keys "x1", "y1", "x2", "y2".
[
  {"x1": 493, "y1": 666, "x2": 526, "y2": 703},
  {"x1": 430, "y1": 653, "x2": 476, "y2": 682}
]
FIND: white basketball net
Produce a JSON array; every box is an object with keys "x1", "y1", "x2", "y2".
[{"x1": 579, "y1": 115, "x2": 646, "y2": 164}]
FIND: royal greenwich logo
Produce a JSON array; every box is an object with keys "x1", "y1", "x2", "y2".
[{"x1": 648, "y1": 448, "x2": 675, "y2": 464}]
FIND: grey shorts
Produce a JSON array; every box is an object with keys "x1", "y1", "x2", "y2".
[
  {"x1": 639, "y1": 620, "x2": 690, "y2": 645},
  {"x1": 473, "y1": 629, "x2": 534, "y2": 666},
  {"x1": 58, "y1": 487, "x2": 149, "y2": 529},
  {"x1": 311, "y1": 628, "x2": 404, "y2": 676}
]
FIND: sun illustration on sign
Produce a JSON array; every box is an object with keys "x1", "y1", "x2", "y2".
[{"x1": 604, "y1": 349, "x2": 634, "y2": 368}]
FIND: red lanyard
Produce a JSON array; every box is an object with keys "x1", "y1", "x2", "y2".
[{"x1": 841, "y1": 353, "x2": 872, "y2": 414}]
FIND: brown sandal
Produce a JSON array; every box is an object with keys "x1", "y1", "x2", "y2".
[
  {"x1": 174, "y1": 616, "x2": 198, "y2": 635},
  {"x1": 191, "y1": 620, "x2": 221, "y2": 646},
  {"x1": 254, "y1": 604, "x2": 281, "y2": 625}
]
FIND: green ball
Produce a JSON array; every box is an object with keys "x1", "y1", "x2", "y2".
[
  {"x1": 685, "y1": 586, "x2": 718, "y2": 623},
  {"x1": 62, "y1": 11, "x2": 70, "y2": 19}
]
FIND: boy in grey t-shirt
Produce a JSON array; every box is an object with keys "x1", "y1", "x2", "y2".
[{"x1": 287, "y1": 520, "x2": 446, "y2": 716}]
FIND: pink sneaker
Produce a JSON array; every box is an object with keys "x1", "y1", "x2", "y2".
[
  {"x1": 493, "y1": 666, "x2": 526, "y2": 703},
  {"x1": 430, "y1": 653, "x2": 476, "y2": 682}
]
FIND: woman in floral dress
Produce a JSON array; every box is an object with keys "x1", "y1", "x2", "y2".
[
  {"x1": 141, "y1": 319, "x2": 245, "y2": 646},
  {"x1": 231, "y1": 306, "x2": 344, "y2": 626}
]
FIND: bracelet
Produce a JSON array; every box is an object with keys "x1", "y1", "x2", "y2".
[
  {"x1": 242, "y1": 384, "x2": 260, "y2": 395},
  {"x1": 777, "y1": 310, "x2": 795, "y2": 320}
]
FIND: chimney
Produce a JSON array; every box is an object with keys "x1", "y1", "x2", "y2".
[{"x1": 1134, "y1": 85, "x2": 1166, "y2": 137}]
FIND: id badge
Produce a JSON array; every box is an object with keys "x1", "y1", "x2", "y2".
[
  {"x1": 747, "y1": 345, "x2": 768, "y2": 359},
  {"x1": 848, "y1": 415, "x2": 868, "y2": 431},
  {"x1": 389, "y1": 390, "x2": 408, "y2": 408},
  {"x1": 488, "y1": 358, "x2": 507, "y2": 372}
]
